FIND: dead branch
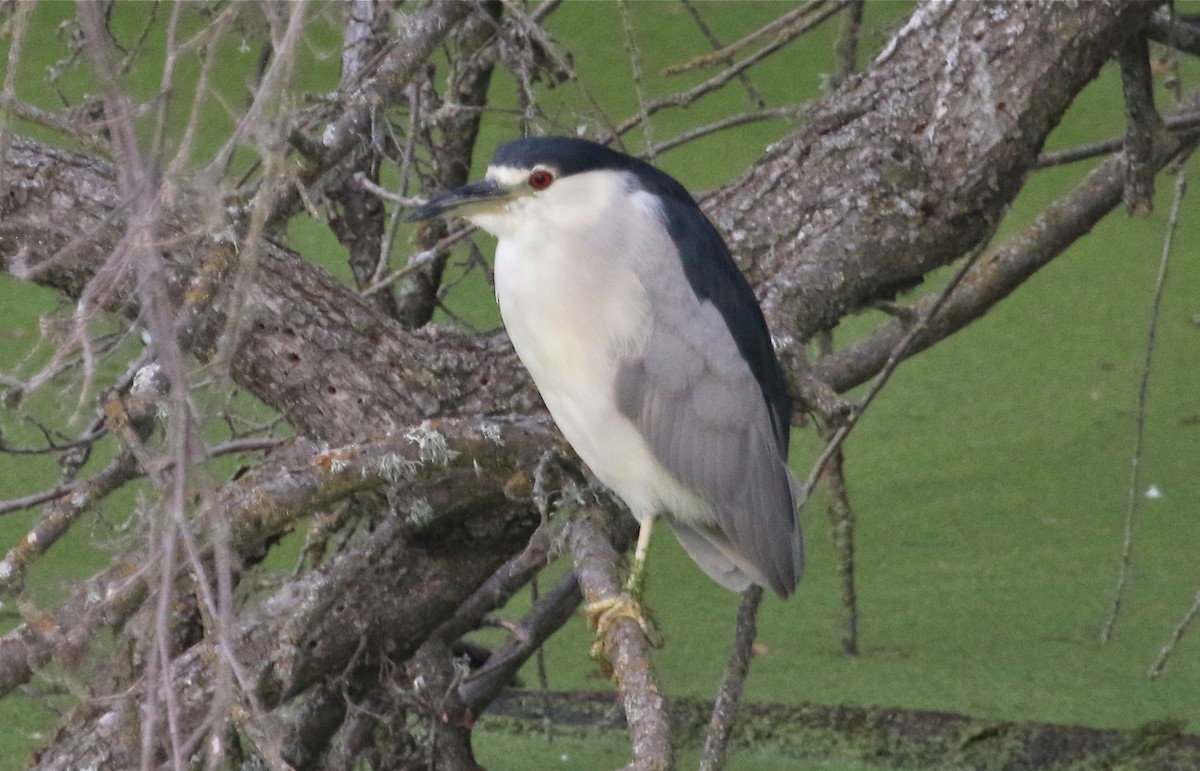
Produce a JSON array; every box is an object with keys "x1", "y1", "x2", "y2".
[
  {"x1": 1034, "y1": 112, "x2": 1200, "y2": 169},
  {"x1": 24, "y1": 419, "x2": 550, "y2": 767},
  {"x1": 699, "y1": 586, "x2": 762, "y2": 771},
  {"x1": 0, "y1": 450, "x2": 137, "y2": 594},
  {"x1": 1117, "y1": 31, "x2": 1165, "y2": 214},
  {"x1": 569, "y1": 509, "x2": 673, "y2": 771},
  {"x1": 1147, "y1": 8, "x2": 1200, "y2": 57},
  {"x1": 1102, "y1": 167, "x2": 1189, "y2": 645},
  {"x1": 613, "y1": 1, "x2": 845, "y2": 139},
  {"x1": 0, "y1": 419, "x2": 551, "y2": 700},
  {"x1": 811, "y1": 91, "x2": 1200, "y2": 395},
  {"x1": 706, "y1": 0, "x2": 1155, "y2": 346},
  {"x1": 662, "y1": 1, "x2": 834, "y2": 76}
]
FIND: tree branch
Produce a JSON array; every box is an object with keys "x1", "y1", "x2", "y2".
[
  {"x1": 569, "y1": 509, "x2": 673, "y2": 771},
  {"x1": 706, "y1": 0, "x2": 1154, "y2": 347},
  {"x1": 811, "y1": 92, "x2": 1200, "y2": 394}
]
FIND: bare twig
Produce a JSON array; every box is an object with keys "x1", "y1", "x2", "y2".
[
  {"x1": 803, "y1": 240, "x2": 990, "y2": 499},
  {"x1": 618, "y1": 0, "x2": 654, "y2": 157},
  {"x1": 1149, "y1": 589, "x2": 1200, "y2": 678},
  {"x1": 363, "y1": 224, "x2": 476, "y2": 295},
  {"x1": 1034, "y1": 113, "x2": 1200, "y2": 169},
  {"x1": 612, "y1": 1, "x2": 845, "y2": 138},
  {"x1": 644, "y1": 105, "x2": 808, "y2": 159},
  {"x1": 699, "y1": 586, "x2": 762, "y2": 771},
  {"x1": 679, "y1": 0, "x2": 766, "y2": 108},
  {"x1": 1101, "y1": 168, "x2": 1187, "y2": 644},
  {"x1": 663, "y1": 1, "x2": 829, "y2": 76},
  {"x1": 354, "y1": 171, "x2": 426, "y2": 207},
  {"x1": 1146, "y1": 9, "x2": 1200, "y2": 56}
]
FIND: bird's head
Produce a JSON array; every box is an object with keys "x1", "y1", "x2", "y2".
[{"x1": 407, "y1": 137, "x2": 672, "y2": 238}]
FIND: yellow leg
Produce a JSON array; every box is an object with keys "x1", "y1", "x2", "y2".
[
  {"x1": 625, "y1": 515, "x2": 655, "y2": 597},
  {"x1": 585, "y1": 515, "x2": 663, "y2": 659}
]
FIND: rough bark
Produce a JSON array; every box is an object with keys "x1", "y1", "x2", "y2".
[
  {"x1": 705, "y1": 0, "x2": 1151, "y2": 347},
  {"x1": 0, "y1": 138, "x2": 541, "y2": 443},
  {"x1": 25, "y1": 420, "x2": 550, "y2": 769}
]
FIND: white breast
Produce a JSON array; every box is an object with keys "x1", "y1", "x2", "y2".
[{"x1": 482, "y1": 173, "x2": 709, "y2": 521}]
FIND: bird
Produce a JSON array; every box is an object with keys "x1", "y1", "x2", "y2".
[{"x1": 409, "y1": 136, "x2": 802, "y2": 602}]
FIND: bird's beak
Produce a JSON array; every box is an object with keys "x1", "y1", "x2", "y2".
[{"x1": 407, "y1": 178, "x2": 512, "y2": 222}]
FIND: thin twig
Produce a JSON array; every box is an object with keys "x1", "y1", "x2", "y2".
[
  {"x1": 803, "y1": 240, "x2": 990, "y2": 498},
  {"x1": 1034, "y1": 113, "x2": 1200, "y2": 169},
  {"x1": 1149, "y1": 589, "x2": 1200, "y2": 678},
  {"x1": 644, "y1": 106, "x2": 808, "y2": 158},
  {"x1": 362, "y1": 225, "x2": 476, "y2": 295},
  {"x1": 618, "y1": 0, "x2": 654, "y2": 158},
  {"x1": 355, "y1": 170, "x2": 426, "y2": 207},
  {"x1": 663, "y1": 1, "x2": 828, "y2": 75},
  {"x1": 1101, "y1": 168, "x2": 1187, "y2": 644},
  {"x1": 679, "y1": 0, "x2": 766, "y2": 108},
  {"x1": 613, "y1": 1, "x2": 845, "y2": 138},
  {"x1": 699, "y1": 586, "x2": 762, "y2": 771}
]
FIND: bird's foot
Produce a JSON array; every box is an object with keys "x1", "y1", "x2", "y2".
[{"x1": 585, "y1": 591, "x2": 664, "y2": 665}]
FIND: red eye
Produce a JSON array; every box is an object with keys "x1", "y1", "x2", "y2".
[{"x1": 528, "y1": 170, "x2": 554, "y2": 190}]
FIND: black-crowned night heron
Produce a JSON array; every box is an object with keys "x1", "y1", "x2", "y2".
[{"x1": 410, "y1": 137, "x2": 802, "y2": 601}]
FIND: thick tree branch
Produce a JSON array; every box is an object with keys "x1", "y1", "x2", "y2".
[
  {"x1": 705, "y1": 0, "x2": 1153, "y2": 348},
  {"x1": 811, "y1": 95, "x2": 1200, "y2": 394},
  {"x1": 25, "y1": 420, "x2": 550, "y2": 768},
  {"x1": 0, "y1": 138, "x2": 541, "y2": 444},
  {"x1": 0, "y1": 419, "x2": 550, "y2": 699}
]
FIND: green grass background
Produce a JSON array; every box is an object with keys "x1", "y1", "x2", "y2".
[{"x1": 2, "y1": 2, "x2": 1200, "y2": 768}]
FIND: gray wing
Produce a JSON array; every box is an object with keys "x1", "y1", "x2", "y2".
[{"x1": 614, "y1": 277, "x2": 802, "y2": 597}]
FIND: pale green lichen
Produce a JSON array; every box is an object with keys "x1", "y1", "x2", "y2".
[
  {"x1": 377, "y1": 453, "x2": 420, "y2": 483},
  {"x1": 404, "y1": 421, "x2": 460, "y2": 464},
  {"x1": 480, "y1": 421, "x2": 504, "y2": 445}
]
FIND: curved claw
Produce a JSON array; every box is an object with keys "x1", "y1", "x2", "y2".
[{"x1": 586, "y1": 592, "x2": 665, "y2": 665}]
